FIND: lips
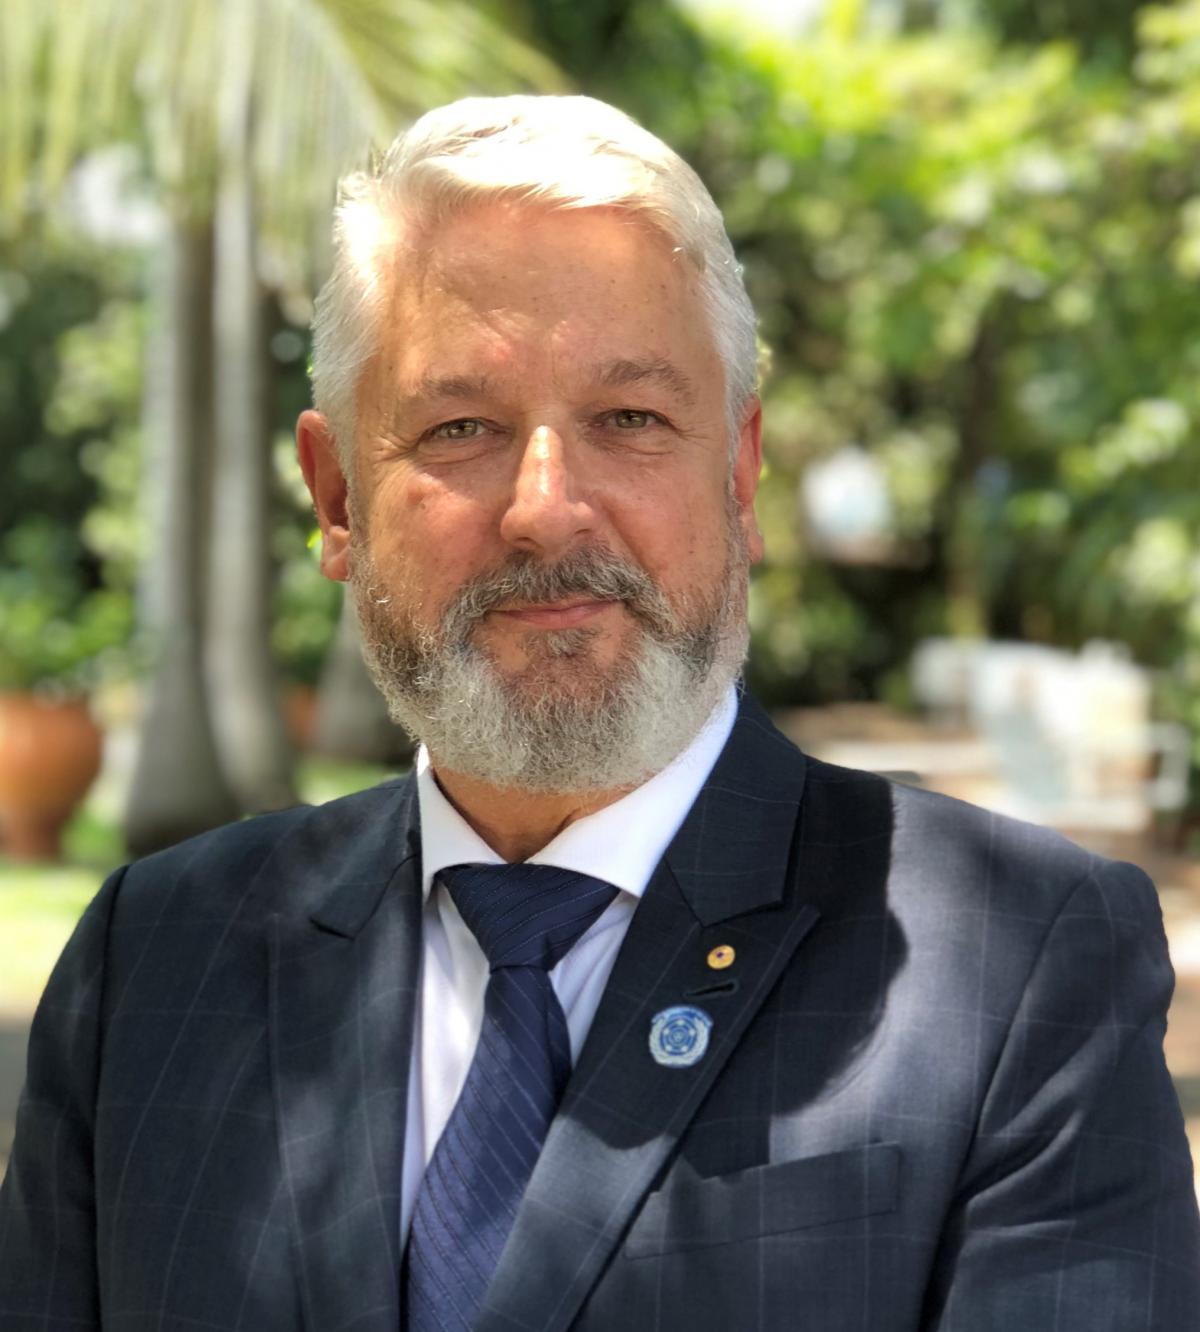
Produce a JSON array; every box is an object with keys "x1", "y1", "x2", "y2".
[{"x1": 491, "y1": 600, "x2": 619, "y2": 629}]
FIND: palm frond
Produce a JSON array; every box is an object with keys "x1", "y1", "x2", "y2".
[
  {"x1": 1, "y1": 0, "x2": 563, "y2": 285},
  {"x1": 0, "y1": 0, "x2": 40, "y2": 224}
]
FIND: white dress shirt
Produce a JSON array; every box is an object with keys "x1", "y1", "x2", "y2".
[{"x1": 399, "y1": 686, "x2": 738, "y2": 1241}]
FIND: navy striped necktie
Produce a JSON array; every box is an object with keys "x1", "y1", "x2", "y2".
[{"x1": 403, "y1": 862, "x2": 619, "y2": 1332}]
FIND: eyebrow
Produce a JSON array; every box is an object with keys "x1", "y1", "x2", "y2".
[
  {"x1": 596, "y1": 358, "x2": 697, "y2": 406},
  {"x1": 392, "y1": 358, "x2": 698, "y2": 420},
  {"x1": 404, "y1": 372, "x2": 499, "y2": 404}
]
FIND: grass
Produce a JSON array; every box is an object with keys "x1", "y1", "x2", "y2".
[
  {"x1": 0, "y1": 755, "x2": 401, "y2": 1015},
  {"x1": 0, "y1": 867, "x2": 99, "y2": 1016}
]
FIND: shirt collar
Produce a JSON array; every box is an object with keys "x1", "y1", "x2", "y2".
[{"x1": 416, "y1": 686, "x2": 738, "y2": 902}]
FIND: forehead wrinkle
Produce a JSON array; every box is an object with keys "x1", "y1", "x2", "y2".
[{"x1": 595, "y1": 357, "x2": 698, "y2": 407}]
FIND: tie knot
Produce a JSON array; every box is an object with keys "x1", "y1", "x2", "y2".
[{"x1": 440, "y1": 863, "x2": 618, "y2": 972}]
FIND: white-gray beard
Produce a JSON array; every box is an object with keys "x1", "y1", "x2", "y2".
[{"x1": 350, "y1": 541, "x2": 749, "y2": 794}]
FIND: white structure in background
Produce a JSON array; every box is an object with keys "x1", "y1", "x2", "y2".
[
  {"x1": 802, "y1": 445, "x2": 894, "y2": 561},
  {"x1": 912, "y1": 638, "x2": 1191, "y2": 833}
]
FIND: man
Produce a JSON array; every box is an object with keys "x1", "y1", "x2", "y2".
[{"x1": 1, "y1": 95, "x2": 1197, "y2": 1331}]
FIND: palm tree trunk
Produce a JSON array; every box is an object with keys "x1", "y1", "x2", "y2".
[
  {"x1": 124, "y1": 212, "x2": 240, "y2": 857},
  {"x1": 205, "y1": 5, "x2": 296, "y2": 812},
  {"x1": 314, "y1": 594, "x2": 413, "y2": 766}
]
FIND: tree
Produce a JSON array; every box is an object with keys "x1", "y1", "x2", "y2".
[
  {"x1": 3, "y1": 0, "x2": 559, "y2": 851},
  {"x1": 313, "y1": 597, "x2": 412, "y2": 765},
  {"x1": 0, "y1": 236, "x2": 138, "y2": 696},
  {"x1": 969, "y1": 0, "x2": 1137, "y2": 66},
  {"x1": 523, "y1": 0, "x2": 1200, "y2": 800},
  {"x1": 127, "y1": 214, "x2": 241, "y2": 854},
  {"x1": 205, "y1": 2, "x2": 294, "y2": 813}
]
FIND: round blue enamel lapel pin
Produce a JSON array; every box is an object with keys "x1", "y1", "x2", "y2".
[{"x1": 649, "y1": 1005, "x2": 713, "y2": 1068}]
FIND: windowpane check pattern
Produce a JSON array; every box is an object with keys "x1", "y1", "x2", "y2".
[{"x1": 403, "y1": 863, "x2": 618, "y2": 1331}]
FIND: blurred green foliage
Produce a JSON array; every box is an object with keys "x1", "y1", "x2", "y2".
[
  {"x1": 960, "y1": 0, "x2": 1138, "y2": 65},
  {"x1": 547, "y1": 2, "x2": 1200, "y2": 750},
  {"x1": 0, "y1": 232, "x2": 336, "y2": 689},
  {"x1": 0, "y1": 238, "x2": 139, "y2": 689},
  {"x1": 7, "y1": 0, "x2": 1200, "y2": 791}
]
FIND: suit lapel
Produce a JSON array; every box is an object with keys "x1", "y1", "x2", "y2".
[
  {"x1": 269, "y1": 778, "x2": 422, "y2": 1332},
  {"x1": 479, "y1": 695, "x2": 820, "y2": 1332}
]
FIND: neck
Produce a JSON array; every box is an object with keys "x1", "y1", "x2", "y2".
[{"x1": 429, "y1": 764, "x2": 634, "y2": 862}]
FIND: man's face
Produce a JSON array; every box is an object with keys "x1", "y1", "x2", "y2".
[{"x1": 299, "y1": 201, "x2": 763, "y2": 790}]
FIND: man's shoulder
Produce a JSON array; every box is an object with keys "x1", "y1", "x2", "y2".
[
  {"x1": 112, "y1": 774, "x2": 417, "y2": 926},
  {"x1": 800, "y1": 748, "x2": 1158, "y2": 929},
  {"x1": 804, "y1": 748, "x2": 1084, "y2": 863},
  {"x1": 727, "y1": 700, "x2": 1141, "y2": 936}
]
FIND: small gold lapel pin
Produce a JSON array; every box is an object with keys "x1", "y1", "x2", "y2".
[{"x1": 706, "y1": 944, "x2": 735, "y2": 970}]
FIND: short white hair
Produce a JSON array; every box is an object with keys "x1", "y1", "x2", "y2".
[{"x1": 311, "y1": 95, "x2": 758, "y2": 459}]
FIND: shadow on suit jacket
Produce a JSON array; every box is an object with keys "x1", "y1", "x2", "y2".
[{"x1": 1, "y1": 692, "x2": 1197, "y2": 1331}]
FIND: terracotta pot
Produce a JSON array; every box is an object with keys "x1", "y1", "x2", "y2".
[{"x1": 0, "y1": 693, "x2": 103, "y2": 861}]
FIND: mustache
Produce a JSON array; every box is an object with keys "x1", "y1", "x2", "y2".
[{"x1": 444, "y1": 547, "x2": 677, "y2": 638}]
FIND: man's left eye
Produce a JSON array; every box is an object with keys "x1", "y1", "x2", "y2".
[
  {"x1": 611, "y1": 409, "x2": 657, "y2": 429},
  {"x1": 433, "y1": 419, "x2": 484, "y2": 440}
]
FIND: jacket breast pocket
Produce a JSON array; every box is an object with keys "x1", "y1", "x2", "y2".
[{"x1": 623, "y1": 1142, "x2": 901, "y2": 1259}]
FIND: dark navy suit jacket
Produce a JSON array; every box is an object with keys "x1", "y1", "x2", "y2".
[{"x1": 2, "y1": 695, "x2": 1198, "y2": 1329}]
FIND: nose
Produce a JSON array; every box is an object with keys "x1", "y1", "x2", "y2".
[{"x1": 499, "y1": 425, "x2": 595, "y2": 556}]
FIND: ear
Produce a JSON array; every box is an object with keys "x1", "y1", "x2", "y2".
[
  {"x1": 296, "y1": 409, "x2": 352, "y2": 582},
  {"x1": 731, "y1": 397, "x2": 765, "y2": 564}
]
